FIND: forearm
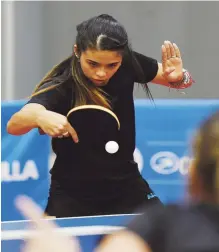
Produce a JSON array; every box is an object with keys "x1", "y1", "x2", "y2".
[{"x1": 7, "y1": 104, "x2": 46, "y2": 135}]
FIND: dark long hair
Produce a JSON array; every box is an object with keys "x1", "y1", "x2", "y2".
[
  {"x1": 31, "y1": 14, "x2": 153, "y2": 109},
  {"x1": 193, "y1": 111, "x2": 219, "y2": 203}
]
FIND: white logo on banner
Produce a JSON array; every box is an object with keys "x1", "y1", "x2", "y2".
[
  {"x1": 134, "y1": 148, "x2": 144, "y2": 173},
  {"x1": 150, "y1": 151, "x2": 193, "y2": 175},
  {"x1": 49, "y1": 152, "x2": 56, "y2": 171},
  {"x1": 1, "y1": 160, "x2": 39, "y2": 182}
]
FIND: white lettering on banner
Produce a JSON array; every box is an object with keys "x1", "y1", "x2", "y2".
[
  {"x1": 1, "y1": 160, "x2": 39, "y2": 182},
  {"x1": 49, "y1": 152, "x2": 56, "y2": 171},
  {"x1": 150, "y1": 151, "x2": 193, "y2": 175},
  {"x1": 134, "y1": 148, "x2": 144, "y2": 173}
]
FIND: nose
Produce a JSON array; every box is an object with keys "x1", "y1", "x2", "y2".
[{"x1": 96, "y1": 69, "x2": 106, "y2": 78}]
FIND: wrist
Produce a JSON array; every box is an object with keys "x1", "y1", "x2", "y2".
[
  {"x1": 169, "y1": 69, "x2": 195, "y2": 89},
  {"x1": 35, "y1": 109, "x2": 46, "y2": 128}
]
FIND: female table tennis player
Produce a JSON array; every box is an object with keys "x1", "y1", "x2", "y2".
[
  {"x1": 97, "y1": 111, "x2": 219, "y2": 252},
  {"x1": 7, "y1": 14, "x2": 194, "y2": 218}
]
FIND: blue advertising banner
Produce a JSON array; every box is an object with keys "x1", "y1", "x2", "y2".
[
  {"x1": 134, "y1": 99, "x2": 219, "y2": 203},
  {"x1": 1, "y1": 101, "x2": 51, "y2": 221}
]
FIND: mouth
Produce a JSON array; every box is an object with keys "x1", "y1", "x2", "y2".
[
  {"x1": 91, "y1": 79, "x2": 108, "y2": 85},
  {"x1": 92, "y1": 79, "x2": 106, "y2": 83}
]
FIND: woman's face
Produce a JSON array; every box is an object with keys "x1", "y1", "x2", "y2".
[{"x1": 77, "y1": 48, "x2": 122, "y2": 86}]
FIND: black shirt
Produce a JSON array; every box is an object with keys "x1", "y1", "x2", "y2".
[
  {"x1": 127, "y1": 202, "x2": 219, "y2": 252},
  {"x1": 27, "y1": 51, "x2": 158, "y2": 183}
]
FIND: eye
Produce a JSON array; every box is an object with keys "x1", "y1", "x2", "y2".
[
  {"x1": 88, "y1": 61, "x2": 98, "y2": 67},
  {"x1": 108, "y1": 63, "x2": 118, "y2": 68}
]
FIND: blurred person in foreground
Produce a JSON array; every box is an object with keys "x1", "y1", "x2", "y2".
[
  {"x1": 97, "y1": 111, "x2": 219, "y2": 252},
  {"x1": 16, "y1": 111, "x2": 219, "y2": 252}
]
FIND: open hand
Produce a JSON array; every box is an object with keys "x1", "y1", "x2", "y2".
[
  {"x1": 15, "y1": 195, "x2": 81, "y2": 252},
  {"x1": 161, "y1": 40, "x2": 183, "y2": 83}
]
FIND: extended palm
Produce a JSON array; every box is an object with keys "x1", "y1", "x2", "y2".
[{"x1": 162, "y1": 41, "x2": 183, "y2": 83}]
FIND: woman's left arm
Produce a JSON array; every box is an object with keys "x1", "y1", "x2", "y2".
[{"x1": 151, "y1": 41, "x2": 194, "y2": 89}]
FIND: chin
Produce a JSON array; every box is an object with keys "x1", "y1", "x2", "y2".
[
  {"x1": 95, "y1": 82, "x2": 108, "y2": 87},
  {"x1": 92, "y1": 80, "x2": 108, "y2": 86}
]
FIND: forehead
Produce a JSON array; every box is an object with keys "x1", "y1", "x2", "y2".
[{"x1": 82, "y1": 49, "x2": 122, "y2": 64}]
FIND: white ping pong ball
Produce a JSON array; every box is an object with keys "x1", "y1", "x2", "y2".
[{"x1": 105, "y1": 141, "x2": 119, "y2": 154}]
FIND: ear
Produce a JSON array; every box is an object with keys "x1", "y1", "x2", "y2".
[{"x1": 73, "y1": 44, "x2": 79, "y2": 58}]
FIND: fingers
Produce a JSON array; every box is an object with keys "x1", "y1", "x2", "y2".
[
  {"x1": 162, "y1": 41, "x2": 181, "y2": 59},
  {"x1": 57, "y1": 121, "x2": 78, "y2": 141},
  {"x1": 56, "y1": 124, "x2": 70, "y2": 138},
  {"x1": 173, "y1": 43, "x2": 181, "y2": 58},
  {"x1": 169, "y1": 42, "x2": 176, "y2": 58},
  {"x1": 162, "y1": 41, "x2": 182, "y2": 75},
  {"x1": 37, "y1": 111, "x2": 78, "y2": 142},
  {"x1": 57, "y1": 131, "x2": 70, "y2": 139},
  {"x1": 66, "y1": 123, "x2": 79, "y2": 143},
  {"x1": 161, "y1": 45, "x2": 168, "y2": 70},
  {"x1": 164, "y1": 41, "x2": 171, "y2": 58},
  {"x1": 51, "y1": 122, "x2": 71, "y2": 139},
  {"x1": 15, "y1": 196, "x2": 82, "y2": 252},
  {"x1": 15, "y1": 195, "x2": 42, "y2": 221},
  {"x1": 48, "y1": 123, "x2": 77, "y2": 142},
  {"x1": 15, "y1": 195, "x2": 56, "y2": 230},
  {"x1": 56, "y1": 120, "x2": 79, "y2": 143},
  {"x1": 62, "y1": 132, "x2": 70, "y2": 137}
]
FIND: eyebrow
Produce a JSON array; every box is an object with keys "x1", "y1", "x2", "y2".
[
  {"x1": 86, "y1": 59, "x2": 98, "y2": 63},
  {"x1": 86, "y1": 59, "x2": 120, "y2": 65}
]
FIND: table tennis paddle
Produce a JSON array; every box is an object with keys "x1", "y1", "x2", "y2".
[{"x1": 67, "y1": 105, "x2": 120, "y2": 154}]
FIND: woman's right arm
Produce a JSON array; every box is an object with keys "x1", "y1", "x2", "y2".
[
  {"x1": 7, "y1": 103, "x2": 47, "y2": 135},
  {"x1": 7, "y1": 81, "x2": 78, "y2": 142},
  {"x1": 7, "y1": 103, "x2": 79, "y2": 142}
]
